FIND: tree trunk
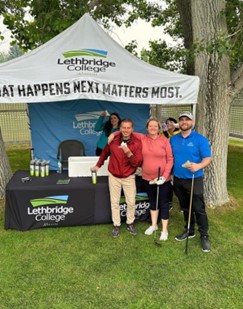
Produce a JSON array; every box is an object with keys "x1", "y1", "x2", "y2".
[
  {"x1": 191, "y1": 0, "x2": 231, "y2": 206},
  {"x1": 0, "y1": 128, "x2": 12, "y2": 198},
  {"x1": 176, "y1": 0, "x2": 195, "y2": 75}
]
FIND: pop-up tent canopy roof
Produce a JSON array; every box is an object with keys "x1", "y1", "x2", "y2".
[{"x1": 0, "y1": 13, "x2": 199, "y2": 104}]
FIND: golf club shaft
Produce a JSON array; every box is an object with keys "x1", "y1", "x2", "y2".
[
  {"x1": 154, "y1": 167, "x2": 161, "y2": 246},
  {"x1": 185, "y1": 174, "x2": 194, "y2": 255},
  {"x1": 155, "y1": 167, "x2": 160, "y2": 210}
]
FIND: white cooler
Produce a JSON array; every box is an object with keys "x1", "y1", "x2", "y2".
[{"x1": 68, "y1": 156, "x2": 109, "y2": 177}]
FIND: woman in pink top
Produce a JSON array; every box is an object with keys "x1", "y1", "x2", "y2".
[
  {"x1": 109, "y1": 117, "x2": 174, "y2": 240},
  {"x1": 139, "y1": 117, "x2": 174, "y2": 240}
]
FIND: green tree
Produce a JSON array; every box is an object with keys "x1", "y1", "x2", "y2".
[
  {"x1": 0, "y1": 128, "x2": 12, "y2": 198},
  {"x1": 0, "y1": 44, "x2": 23, "y2": 197},
  {"x1": 140, "y1": 0, "x2": 242, "y2": 75},
  {"x1": 0, "y1": 0, "x2": 158, "y2": 50},
  {"x1": 0, "y1": 51, "x2": 8, "y2": 63},
  {"x1": 0, "y1": 0, "x2": 242, "y2": 206},
  {"x1": 8, "y1": 44, "x2": 24, "y2": 60},
  {"x1": 0, "y1": 1, "x2": 160, "y2": 198},
  {"x1": 190, "y1": 0, "x2": 242, "y2": 206},
  {"x1": 130, "y1": 0, "x2": 243, "y2": 206},
  {"x1": 0, "y1": 45, "x2": 24, "y2": 63}
]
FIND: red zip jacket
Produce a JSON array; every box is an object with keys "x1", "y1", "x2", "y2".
[{"x1": 96, "y1": 133, "x2": 142, "y2": 178}]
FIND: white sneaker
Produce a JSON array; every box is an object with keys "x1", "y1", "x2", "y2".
[
  {"x1": 144, "y1": 225, "x2": 158, "y2": 235},
  {"x1": 160, "y1": 231, "x2": 168, "y2": 241}
]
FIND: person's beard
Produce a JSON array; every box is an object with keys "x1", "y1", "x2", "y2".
[{"x1": 180, "y1": 123, "x2": 193, "y2": 131}]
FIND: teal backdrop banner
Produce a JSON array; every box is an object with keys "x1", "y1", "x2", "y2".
[{"x1": 28, "y1": 99, "x2": 149, "y2": 170}]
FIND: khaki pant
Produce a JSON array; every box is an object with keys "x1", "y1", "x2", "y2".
[{"x1": 108, "y1": 173, "x2": 136, "y2": 226}]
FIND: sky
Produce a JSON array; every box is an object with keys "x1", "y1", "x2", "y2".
[
  {"x1": 109, "y1": 18, "x2": 173, "y2": 52},
  {"x1": 0, "y1": 20, "x2": 168, "y2": 54},
  {"x1": 0, "y1": 7, "x2": 173, "y2": 53},
  {"x1": 0, "y1": 17, "x2": 11, "y2": 52}
]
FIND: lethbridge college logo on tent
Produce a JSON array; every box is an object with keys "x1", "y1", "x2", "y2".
[
  {"x1": 57, "y1": 48, "x2": 116, "y2": 73},
  {"x1": 63, "y1": 48, "x2": 108, "y2": 58},
  {"x1": 27, "y1": 195, "x2": 74, "y2": 225}
]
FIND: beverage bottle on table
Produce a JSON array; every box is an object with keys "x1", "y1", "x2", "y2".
[
  {"x1": 40, "y1": 161, "x2": 46, "y2": 177},
  {"x1": 35, "y1": 160, "x2": 40, "y2": 176},
  {"x1": 57, "y1": 160, "x2": 62, "y2": 173},
  {"x1": 91, "y1": 167, "x2": 97, "y2": 184},
  {"x1": 45, "y1": 160, "x2": 50, "y2": 176},
  {"x1": 30, "y1": 160, "x2": 35, "y2": 176}
]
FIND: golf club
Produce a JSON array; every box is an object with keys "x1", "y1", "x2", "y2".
[
  {"x1": 153, "y1": 167, "x2": 161, "y2": 247},
  {"x1": 185, "y1": 173, "x2": 194, "y2": 255}
]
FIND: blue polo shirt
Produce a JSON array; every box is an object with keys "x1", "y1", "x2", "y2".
[{"x1": 170, "y1": 130, "x2": 211, "y2": 179}]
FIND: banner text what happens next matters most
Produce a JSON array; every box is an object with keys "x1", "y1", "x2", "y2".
[{"x1": 0, "y1": 81, "x2": 182, "y2": 100}]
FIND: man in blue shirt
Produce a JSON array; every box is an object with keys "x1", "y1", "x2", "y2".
[{"x1": 170, "y1": 111, "x2": 212, "y2": 252}]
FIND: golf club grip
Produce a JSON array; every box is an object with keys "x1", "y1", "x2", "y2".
[{"x1": 157, "y1": 167, "x2": 161, "y2": 180}]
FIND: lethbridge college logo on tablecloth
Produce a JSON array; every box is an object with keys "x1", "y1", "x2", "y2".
[
  {"x1": 27, "y1": 195, "x2": 73, "y2": 226},
  {"x1": 120, "y1": 192, "x2": 150, "y2": 218}
]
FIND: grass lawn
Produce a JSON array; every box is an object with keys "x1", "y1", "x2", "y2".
[{"x1": 0, "y1": 141, "x2": 242, "y2": 309}]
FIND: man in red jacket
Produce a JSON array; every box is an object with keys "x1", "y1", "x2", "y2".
[{"x1": 95, "y1": 118, "x2": 143, "y2": 238}]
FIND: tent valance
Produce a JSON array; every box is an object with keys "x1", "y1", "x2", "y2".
[{"x1": 0, "y1": 13, "x2": 199, "y2": 104}]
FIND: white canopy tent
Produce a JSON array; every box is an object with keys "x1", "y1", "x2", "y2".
[
  {"x1": 0, "y1": 13, "x2": 199, "y2": 105},
  {"x1": 0, "y1": 13, "x2": 200, "y2": 165}
]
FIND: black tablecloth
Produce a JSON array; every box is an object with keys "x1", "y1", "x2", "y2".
[{"x1": 5, "y1": 170, "x2": 149, "y2": 231}]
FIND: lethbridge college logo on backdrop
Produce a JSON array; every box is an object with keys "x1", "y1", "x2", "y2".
[
  {"x1": 57, "y1": 48, "x2": 117, "y2": 73},
  {"x1": 27, "y1": 195, "x2": 74, "y2": 225},
  {"x1": 73, "y1": 111, "x2": 103, "y2": 136}
]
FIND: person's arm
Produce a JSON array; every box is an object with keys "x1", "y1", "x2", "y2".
[
  {"x1": 95, "y1": 144, "x2": 110, "y2": 169},
  {"x1": 120, "y1": 139, "x2": 142, "y2": 168},
  {"x1": 188, "y1": 157, "x2": 211, "y2": 173},
  {"x1": 131, "y1": 141, "x2": 143, "y2": 168},
  {"x1": 163, "y1": 139, "x2": 174, "y2": 180},
  {"x1": 120, "y1": 143, "x2": 133, "y2": 158},
  {"x1": 107, "y1": 130, "x2": 120, "y2": 144},
  {"x1": 131, "y1": 132, "x2": 144, "y2": 140},
  {"x1": 94, "y1": 114, "x2": 106, "y2": 132},
  {"x1": 188, "y1": 136, "x2": 212, "y2": 173}
]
